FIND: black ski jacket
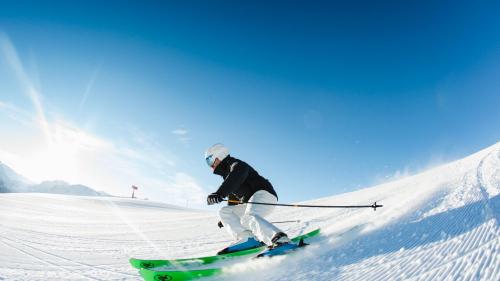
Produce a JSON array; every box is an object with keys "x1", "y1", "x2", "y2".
[{"x1": 213, "y1": 156, "x2": 277, "y2": 202}]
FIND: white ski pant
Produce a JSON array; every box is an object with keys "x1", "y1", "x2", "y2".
[{"x1": 219, "y1": 190, "x2": 282, "y2": 246}]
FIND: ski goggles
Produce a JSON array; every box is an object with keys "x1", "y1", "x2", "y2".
[{"x1": 205, "y1": 154, "x2": 216, "y2": 167}]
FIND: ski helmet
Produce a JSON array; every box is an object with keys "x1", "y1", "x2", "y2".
[{"x1": 205, "y1": 143, "x2": 229, "y2": 167}]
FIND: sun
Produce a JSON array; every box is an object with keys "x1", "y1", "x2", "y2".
[
  {"x1": 34, "y1": 141, "x2": 78, "y2": 182},
  {"x1": 28, "y1": 121, "x2": 97, "y2": 183}
]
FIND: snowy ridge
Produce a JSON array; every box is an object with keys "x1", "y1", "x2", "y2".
[
  {"x1": 0, "y1": 162, "x2": 33, "y2": 193},
  {"x1": 0, "y1": 142, "x2": 499, "y2": 280},
  {"x1": 0, "y1": 162, "x2": 108, "y2": 196}
]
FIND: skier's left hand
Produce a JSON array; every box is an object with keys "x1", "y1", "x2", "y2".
[{"x1": 207, "y1": 193, "x2": 223, "y2": 205}]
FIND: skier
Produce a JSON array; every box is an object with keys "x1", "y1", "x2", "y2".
[{"x1": 205, "y1": 143, "x2": 291, "y2": 254}]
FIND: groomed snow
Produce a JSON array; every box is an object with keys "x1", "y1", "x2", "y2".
[{"x1": 1, "y1": 142, "x2": 499, "y2": 281}]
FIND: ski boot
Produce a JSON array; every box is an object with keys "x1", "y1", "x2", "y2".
[
  {"x1": 217, "y1": 237, "x2": 265, "y2": 255},
  {"x1": 257, "y1": 232, "x2": 307, "y2": 258}
]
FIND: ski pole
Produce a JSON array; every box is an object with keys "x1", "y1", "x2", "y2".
[
  {"x1": 223, "y1": 200, "x2": 383, "y2": 211},
  {"x1": 272, "y1": 220, "x2": 301, "y2": 224},
  {"x1": 218, "y1": 219, "x2": 299, "y2": 228}
]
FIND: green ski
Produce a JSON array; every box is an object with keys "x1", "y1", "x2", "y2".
[
  {"x1": 130, "y1": 246, "x2": 263, "y2": 269},
  {"x1": 130, "y1": 228, "x2": 319, "y2": 269},
  {"x1": 135, "y1": 228, "x2": 320, "y2": 281},
  {"x1": 140, "y1": 267, "x2": 222, "y2": 281}
]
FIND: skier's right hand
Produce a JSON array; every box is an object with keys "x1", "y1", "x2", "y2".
[{"x1": 207, "y1": 193, "x2": 223, "y2": 205}]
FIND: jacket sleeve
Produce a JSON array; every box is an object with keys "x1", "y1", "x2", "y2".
[{"x1": 216, "y1": 161, "x2": 249, "y2": 198}]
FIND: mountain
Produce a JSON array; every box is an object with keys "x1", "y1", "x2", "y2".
[
  {"x1": 0, "y1": 162, "x2": 109, "y2": 196},
  {"x1": 28, "y1": 180, "x2": 110, "y2": 196},
  {"x1": 0, "y1": 161, "x2": 33, "y2": 192},
  {"x1": 0, "y1": 142, "x2": 498, "y2": 280}
]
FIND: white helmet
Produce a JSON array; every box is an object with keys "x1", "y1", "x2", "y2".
[{"x1": 205, "y1": 143, "x2": 229, "y2": 166}]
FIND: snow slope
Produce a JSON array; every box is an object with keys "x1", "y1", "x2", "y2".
[{"x1": 0, "y1": 142, "x2": 499, "y2": 281}]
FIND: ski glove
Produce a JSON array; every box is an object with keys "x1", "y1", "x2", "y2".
[{"x1": 207, "y1": 193, "x2": 223, "y2": 205}]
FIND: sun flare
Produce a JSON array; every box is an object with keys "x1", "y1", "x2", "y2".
[{"x1": 23, "y1": 120, "x2": 107, "y2": 183}]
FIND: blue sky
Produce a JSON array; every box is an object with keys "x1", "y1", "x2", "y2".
[{"x1": 0, "y1": 0, "x2": 499, "y2": 208}]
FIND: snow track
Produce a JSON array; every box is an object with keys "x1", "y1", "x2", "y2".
[{"x1": 0, "y1": 142, "x2": 499, "y2": 280}]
